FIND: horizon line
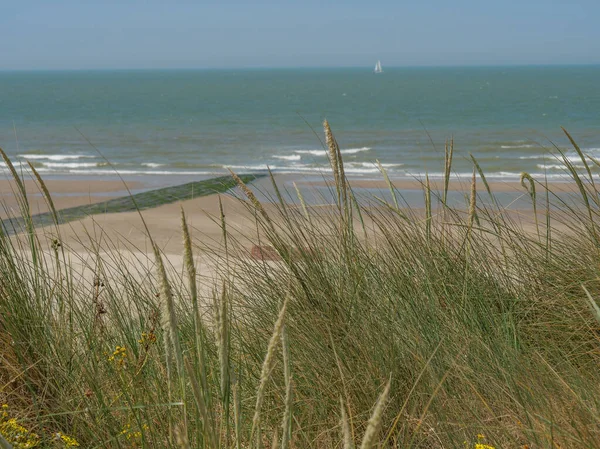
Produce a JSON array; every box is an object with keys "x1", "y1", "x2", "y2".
[{"x1": 1, "y1": 62, "x2": 600, "y2": 73}]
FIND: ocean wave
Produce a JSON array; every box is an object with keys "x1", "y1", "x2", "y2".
[
  {"x1": 273, "y1": 155, "x2": 301, "y2": 161},
  {"x1": 0, "y1": 161, "x2": 40, "y2": 168},
  {"x1": 141, "y1": 162, "x2": 165, "y2": 168},
  {"x1": 43, "y1": 162, "x2": 99, "y2": 168},
  {"x1": 519, "y1": 155, "x2": 547, "y2": 159},
  {"x1": 520, "y1": 152, "x2": 600, "y2": 163},
  {"x1": 227, "y1": 163, "x2": 381, "y2": 175},
  {"x1": 537, "y1": 163, "x2": 585, "y2": 170},
  {"x1": 347, "y1": 162, "x2": 403, "y2": 168},
  {"x1": 19, "y1": 154, "x2": 95, "y2": 161},
  {"x1": 341, "y1": 147, "x2": 372, "y2": 155},
  {"x1": 339, "y1": 167, "x2": 380, "y2": 174},
  {"x1": 67, "y1": 169, "x2": 217, "y2": 176},
  {"x1": 294, "y1": 147, "x2": 371, "y2": 157},
  {"x1": 227, "y1": 164, "x2": 276, "y2": 171},
  {"x1": 0, "y1": 163, "x2": 51, "y2": 171},
  {"x1": 294, "y1": 150, "x2": 328, "y2": 157},
  {"x1": 418, "y1": 171, "x2": 571, "y2": 180},
  {"x1": 500, "y1": 144, "x2": 537, "y2": 149},
  {"x1": 228, "y1": 164, "x2": 319, "y2": 172}
]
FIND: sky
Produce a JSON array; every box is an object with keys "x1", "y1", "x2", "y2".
[{"x1": 2, "y1": 0, "x2": 600, "y2": 70}]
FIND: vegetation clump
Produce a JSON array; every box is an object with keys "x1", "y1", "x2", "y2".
[{"x1": 1, "y1": 125, "x2": 600, "y2": 448}]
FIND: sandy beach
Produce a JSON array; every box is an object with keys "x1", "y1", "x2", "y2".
[
  {"x1": 1, "y1": 173, "x2": 567, "y2": 258},
  {"x1": 0, "y1": 171, "x2": 569, "y2": 308}
]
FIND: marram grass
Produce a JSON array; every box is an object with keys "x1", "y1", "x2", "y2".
[{"x1": 2, "y1": 126, "x2": 600, "y2": 448}]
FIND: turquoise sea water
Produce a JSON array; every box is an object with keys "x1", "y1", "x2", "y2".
[{"x1": 1, "y1": 66, "x2": 599, "y2": 180}]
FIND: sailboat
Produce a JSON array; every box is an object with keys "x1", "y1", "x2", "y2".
[{"x1": 374, "y1": 60, "x2": 383, "y2": 73}]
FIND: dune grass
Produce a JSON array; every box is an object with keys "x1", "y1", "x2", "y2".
[{"x1": 2, "y1": 124, "x2": 600, "y2": 448}]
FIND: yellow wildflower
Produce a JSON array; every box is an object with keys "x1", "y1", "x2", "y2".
[
  {"x1": 0, "y1": 417, "x2": 40, "y2": 448},
  {"x1": 120, "y1": 423, "x2": 147, "y2": 442},
  {"x1": 138, "y1": 331, "x2": 156, "y2": 345},
  {"x1": 128, "y1": 431, "x2": 142, "y2": 440},
  {"x1": 108, "y1": 346, "x2": 127, "y2": 367},
  {"x1": 56, "y1": 432, "x2": 80, "y2": 447},
  {"x1": 61, "y1": 434, "x2": 80, "y2": 447},
  {"x1": 475, "y1": 445, "x2": 495, "y2": 449}
]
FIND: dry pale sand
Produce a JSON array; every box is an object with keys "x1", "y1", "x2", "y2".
[
  {"x1": 48, "y1": 192, "x2": 260, "y2": 255},
  {"x1": 3, "y1": 174, "x2": 579, "y2": 300},
  {"x1": 5, "y1": 179, "x2": 266, "y2": 295},
  {"x1": 12, "y1": 191, "x2": 290, "y2": 303}
]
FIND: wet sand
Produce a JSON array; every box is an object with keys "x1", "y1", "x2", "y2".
[
  {"x1": 0, "y1": 178, "x2": 144, "y2": 219},
  {"x1": 297, "y1": 176, "x2": 580, "y2": 194}
]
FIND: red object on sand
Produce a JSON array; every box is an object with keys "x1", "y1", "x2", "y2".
[{"x1": 250, "y1": 245, "x2": 282, "y2": 261}]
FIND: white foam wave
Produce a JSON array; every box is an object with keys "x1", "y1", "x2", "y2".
[
  {"x1": 68, "y1": 169, "x2": 216, "y2": 176},
  {"x1": 341, "y1": 147, "x2": 372, "y2": 155},
  {"x1": 226, "y1": 163, "x2": 381, "y2": 175},
  {"x1": 348, "y1": 162, "x2": 403, "y2": 168},
  {"x1": 500, "y1": 144, "x2": 537, "y2": 149},
  {"x1": 419, "y1": 171, "x2": 571, "y2": 180},
  {"x1": 537, "y1": 163, "x2": 585, "y2": 170},
  {"x1": 228, "y1": 164, "x2": 326, "y2": 172},
  {"x1": 294, "y1": 150, "x2": 327, "y2": 156},
  {"x1": 294, "y1": 147, "x2": 371, "y2": 157},
  {"x1": 19, "y1": 154, "x2": 95, "y2": 161},
  {"x1": 0, "y1": 162, "x2": 50, "y2": 171},
  {"x1": 519, "y1": 148, "x2": 600, "y2": 162},
  {"x1": 343, "y1": 167, "x2": 380, "y2": 174},
  {"x1": 561, "y1": 155, "x2": 587, "y2": 163},
  {"x1": 520, "y1": 153, "x2": 600, "y2": 163},
  {"x1": 228, "y1": 164, "x2": 274, "y2": 171},
  {"x1": 273, "y1": 155, "x2": 301, "y2": 161},
  {"x1": 43, "y1": 162, "x2": 98, "y2": 168},
  {"x1": 142, "y1": 162, "x2": 165, "y2": 168},
  {"x1": 519, "y1": 155, "x2": 546, "y2": 159},
  {"x1": 562, "y1": 154, "x2": 597, "y2": 163}
]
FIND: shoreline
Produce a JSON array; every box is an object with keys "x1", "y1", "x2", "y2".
[
  {"x1": 1, "y1": 172, "x2": 582, "y2": 268},
  {"x1": 298, "y1": 176, "x2": 580, "y2": 193},
  {"x1": 0, "y1": 171, "x2": 581, "y2": 214},
  {"x1": 1, "y1": 169, "x2": 580, "y2": 189}
]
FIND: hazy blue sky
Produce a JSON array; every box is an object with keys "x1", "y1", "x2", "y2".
[{"x1": 2, "y1": 0, "x2": 599, "y2": 70}]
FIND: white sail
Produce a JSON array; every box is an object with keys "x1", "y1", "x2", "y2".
[{"x1": 374, "y1": 60, "x2": 383, "y2": 73}]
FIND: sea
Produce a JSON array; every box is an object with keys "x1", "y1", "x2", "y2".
[{"x1": 1, "y1": 66, "x2": 599, "y2": 181}]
